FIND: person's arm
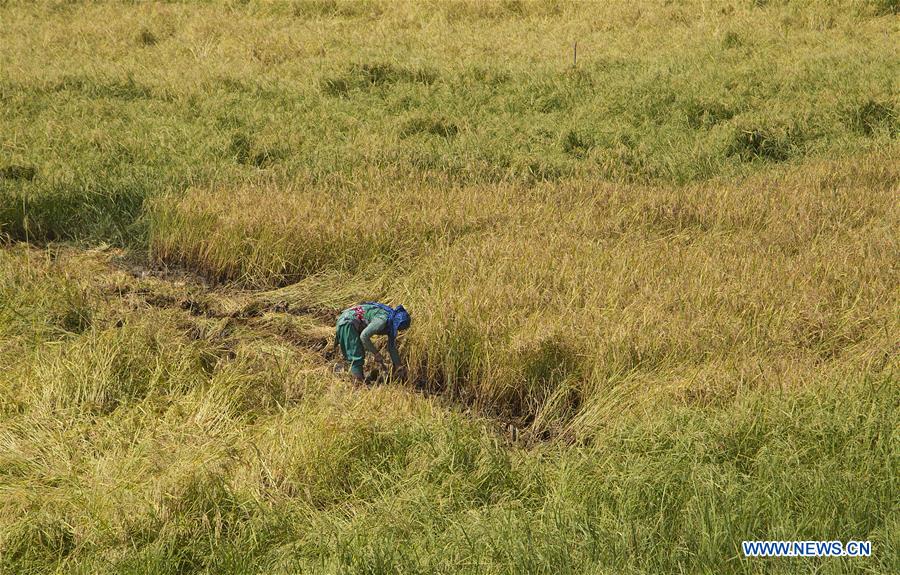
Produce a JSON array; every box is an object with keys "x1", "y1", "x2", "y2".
[
  {"x1": 387, "y1": 337, "x2": 401, "y2": 368},
  {"x1": 360, "y1": 317, "x2": 386, "y2": 357}
]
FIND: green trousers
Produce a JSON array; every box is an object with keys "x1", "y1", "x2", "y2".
[{"x1": 336, "y1": 323, "x2": 365, "y2": 377}]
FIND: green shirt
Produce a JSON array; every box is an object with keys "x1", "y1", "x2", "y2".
[{"x1": 337, "y1": 304, "x2": 401, "y2": 366}]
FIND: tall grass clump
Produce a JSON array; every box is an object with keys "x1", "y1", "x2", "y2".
[
  {"x1": 148, "y1": 181, "x2": 508, "y2": 286},
  {"x1": 148, "y1": 153, "x2": 899, "y2": 435}
]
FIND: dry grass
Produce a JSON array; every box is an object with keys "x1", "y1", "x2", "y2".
[
  {"x1": 147, "y1": 153, "x2": 899, "y2": 436},
  {"x1": 1, "y1": 1, "x2": 898, "y2": 573},
  {"x1": 0, "y1": 246, "x2": 896, "y2": 574}
]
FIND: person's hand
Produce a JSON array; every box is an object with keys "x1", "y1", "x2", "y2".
[
  {"x1": 373, "y1": 352, "x2": 385, "y2": 365},
  {"x1": 392, "y1": 365, "x2": 408, "y2": 380}
]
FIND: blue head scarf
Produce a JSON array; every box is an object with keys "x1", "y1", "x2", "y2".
[{"x1": 363, "y1": 302, "x2": 411, "y2": 344}]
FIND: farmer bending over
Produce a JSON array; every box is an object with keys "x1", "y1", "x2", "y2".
[{"x1": 335, "y1": 302, "x2": 410, "y2": 381}]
